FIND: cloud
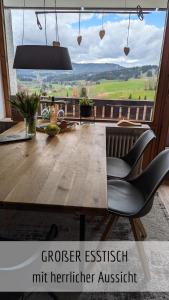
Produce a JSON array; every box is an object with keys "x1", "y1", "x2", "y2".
[{"x1": 10, "y1": 10, "x2": 164, "y2": 67}]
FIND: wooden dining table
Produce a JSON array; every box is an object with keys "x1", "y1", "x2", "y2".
[{"x1": 0, "y1": 122, "x2": 109, "y2": 240}]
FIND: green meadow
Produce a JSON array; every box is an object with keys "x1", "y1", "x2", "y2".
[
  {"x1": 88, "y1": 79, "x2": 156, "y2": 100},
  {"x1": 18, "y1": 78, "x2": 156, "y2": 101}
]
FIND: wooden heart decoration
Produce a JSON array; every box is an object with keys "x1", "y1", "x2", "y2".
[
  {"x1": 124, "y1": 47, "x2": 130, "y2": 56},
  {"x1": 99, "y1": 29, "x2": 105, "y2": 40},
  {"x1": 77, "y1": 35, "x2": 82, "y2": 45}
]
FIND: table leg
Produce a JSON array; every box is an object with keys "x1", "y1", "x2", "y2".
[{"x1": 80, "y1": 215, "x2": 86, "y2": 241}]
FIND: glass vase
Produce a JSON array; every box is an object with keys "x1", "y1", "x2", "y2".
[{"x1": 24, "y1": 115, "x2": 37, "y2": 137}]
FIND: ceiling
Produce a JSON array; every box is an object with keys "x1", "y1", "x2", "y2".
[{"x1": 3, "y1": 0, "x2": 168, "y2": 10}]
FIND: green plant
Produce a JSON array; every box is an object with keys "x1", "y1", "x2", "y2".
[
  {"x1": 10, "y1": 92, "x2": 40, "y2": 118},
  {"x1": 79, "y1": 98, "x2": 94, "y2": 106}
]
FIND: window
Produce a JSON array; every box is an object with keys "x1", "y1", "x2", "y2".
[{"x1": 4, "y1": 1, "x2": 167, "y2": 122}]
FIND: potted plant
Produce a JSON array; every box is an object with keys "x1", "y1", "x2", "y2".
[
  {"x1": 79, "y1": 98, "x2": 94, "y2": 118},
  {"x1": 10, "y1": 92, "x2": 40, "y2": 136}
]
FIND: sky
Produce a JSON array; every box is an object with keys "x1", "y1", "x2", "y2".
[{"x1": 10, "y1": 9, "x2": 166, "y2": 67}]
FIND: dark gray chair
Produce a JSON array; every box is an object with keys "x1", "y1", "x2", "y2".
[
  {"x1": 107, "y1": 129, "x2": 156, "y2": 180},
  {"x1": 102, "y1": 149, "x2": 169, "y2": 241}
]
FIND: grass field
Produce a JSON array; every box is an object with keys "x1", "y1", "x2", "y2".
[
  {"x1": 89, "y1": 79, "x2": 156, "y2": 100},
  {"x1": 18, "y1": 78, "x2": 156, "y2": 101}
]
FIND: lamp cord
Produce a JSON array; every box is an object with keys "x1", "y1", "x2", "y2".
[
  {"x1": 102, "y1": 13, "x2": 104, "y2": 29},
  {"x1": 44, "y1": 0, "x2": 48, "y2": 45},
  {"x1": 55, "y1": 0, "x2": 59, "y2": 41},
  {"x1": 79, "y1": 12, "x2": 81, "y2": 35},
  {"x1": 127, "y1": 13, "x2": 131, "y2": 47},
  {"x1": 22, "y1": 0, "x2": 25, "y2": 45}
]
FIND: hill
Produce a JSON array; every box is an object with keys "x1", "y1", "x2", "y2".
[{"x1": 16, "y1": 63, "x2": 158, "y2": 83}]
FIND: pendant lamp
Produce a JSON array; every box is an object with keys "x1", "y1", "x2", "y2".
[
  {"x1": 13, "y1": 45, "x2": 72, "y2": 70},
  {"x1": 13, "y1": 0, "x2": 72, "y2": 70}
]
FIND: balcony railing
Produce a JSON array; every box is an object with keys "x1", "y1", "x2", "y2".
[{"x1": 39, "y1": 97, "x2": 154, "y2": 122}]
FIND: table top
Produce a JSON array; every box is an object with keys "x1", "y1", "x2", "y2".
[{"x1": 0, "y1": 122, "x2": 108, "y2": 215}]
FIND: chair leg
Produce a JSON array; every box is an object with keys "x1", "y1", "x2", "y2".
[
  {"x1": 135, "y1": 218, "x2": 147, "y2": 240},
  {"x1": 130, "y1": 218, "x2": 151, "y2": 281},
  {"x1": 94, "y1": 214, "x2": 111, "y2": 231},
  {"x1": 100, "y1": 215, "x2": 119, "y2": 241},
  {"x1": 130, "y1": 219, "x2": 141, "y2": 241}
]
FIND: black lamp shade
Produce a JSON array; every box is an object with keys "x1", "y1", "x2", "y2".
[{"x1": 13, "y1": 45, "x2": 72, "y2": 70}]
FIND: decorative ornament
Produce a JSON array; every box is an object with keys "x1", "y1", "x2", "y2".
[
  {"x1": 137, "y1": 5, "x2": 144, "y2": 21},
  {"x1": 36, "y1": 13, "x2": 43, "y2": 30},
  {"x1": 124, "y1": 47, "x2": 130, "y2": 56},
  {"x1": 77, "y1": 35, "x2": 82, "y2": 46},
  {"x1": 124, "y1": 13, "x2": 131, "y2": 56},
  {"x1": 77, "y1": 12, "x2": 82, "y2": 45},
  {"x1": 99, "y1": 30, "x2": 105, "y2": 40},
  {"x1": 99, "y1": 14, "x2": 105, "y2": 40}
]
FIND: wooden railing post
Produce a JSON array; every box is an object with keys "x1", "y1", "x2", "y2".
[
  {"x1": 102, "y1": 106, "x2": 105, "y2": 119},
  {"x1": 136, "y1": 107, "x2": 139, "y2": 121},
  {"x1": 119, "y1": 107, "x2": 122, "y2": 119},
  {"x1": 127, "y1": 107, "x2": 130, "y2": 120},
  {"x1": 110, "y1": 106, "x2": 114, "y2": 119},
  {"x1": 65, "y1": 104, "x2": 67, "y2": 117},
  {"x1": 94, "y1": 106, "x2": 97, "y2": 118},
  {"x1": 73, "y1": 104, "x2": 76, "y2": 117},
  {"x1": 143, "y1": 106, "x2": 147, "y2": 121},
  {"x1": 39, "y1": 97, "x2": 154, "y2": 122}
]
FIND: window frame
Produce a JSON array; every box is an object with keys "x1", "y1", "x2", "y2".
[{"x1": 1, "y1": 2, "x2": 169, "y2": 161}]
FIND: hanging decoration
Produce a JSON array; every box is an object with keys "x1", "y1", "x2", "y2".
[
  {"x1": 53, "y1": 0, "x2": 60, "y2": 46},
  {"x1": 137, "y1": 5, "x2": 144, "y2": 21},
  {"x1": 99, "y1": 13, "x2": 105, "y2": 40},
  {"x1": 14, "y1": 0, "x2": 145, "y2": 67},
  {"x1": 21, "y1": 0, "x2": 25, "y2": 45},
  {"x1": 36, "y1": 13, "x2": 43, "y2": 30},
  {"x1": 77, "y1": 12, "x2": 82, "y2": 45},
  {"x1": 124, "y1": 13, "x2": 131, "y2": 56},
  {"x1": 44, "y1": 0, "x2": 48, "y2": 45},
  {"x1": 13, "y1": 0, "x2": 72, "y2": 70}
]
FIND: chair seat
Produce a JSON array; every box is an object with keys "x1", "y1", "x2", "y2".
[
  {"x1": 107, "y1": 157, "x2": 131, "y2": 179},
  {"x1": 108, "y1": 180, "x2": 145, "y2": 217}
]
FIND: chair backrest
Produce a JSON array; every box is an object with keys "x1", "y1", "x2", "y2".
[
  {"x1": 131, "y1": 149, "x2": 169, "y2": 216},
  {"x1": 123, "y1": 129, "x2": 156, "y2": 169}
]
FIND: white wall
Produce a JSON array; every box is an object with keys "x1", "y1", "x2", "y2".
[
  {"x1": 0, "y1": 62, "x2": 5, "y2": 119},
  {"x1": 5, "y1": 9, "x2": 17, "y2": 96}
]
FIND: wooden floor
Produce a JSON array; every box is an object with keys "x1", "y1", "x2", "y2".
[{"x1": 158, "y1": 182, "x2": 169, "y2": 214}]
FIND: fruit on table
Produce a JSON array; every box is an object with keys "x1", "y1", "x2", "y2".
[{"x1": 45, "y1": 124, "x2": 60, "y2": 136}]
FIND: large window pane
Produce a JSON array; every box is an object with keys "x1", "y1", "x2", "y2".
[{"x1": 4, "y1": 7, "x2": 167, "y2": 122}]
